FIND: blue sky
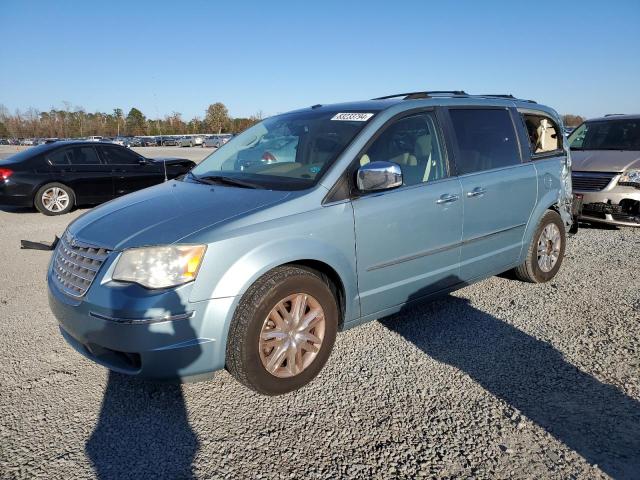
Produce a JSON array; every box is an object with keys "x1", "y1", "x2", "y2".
[{"x1": 1, "y1": 0, "x2": 639, "y2": 120}]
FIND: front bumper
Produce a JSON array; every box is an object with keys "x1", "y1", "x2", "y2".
[
  {"x1": 48, "y1": 266, "x2": 235, "y2": 382},
  {"x1": 575, "y1": 183, "x2": 640, "y2": 227}
]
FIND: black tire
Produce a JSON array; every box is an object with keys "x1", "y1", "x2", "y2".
[
  {"x1": 225, "y1": 265, "x2": 339, "y2": 395},
  {"x1": 34, "y1": 183, "x2": 75, "y2": 216},
  {"x1": 513, "y1": 210, "x2": 566, "y2": 283}
]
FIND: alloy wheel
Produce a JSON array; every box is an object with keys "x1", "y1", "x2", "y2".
[
  {"x1": 41, "y1": 187, "x2": 70, "y2": 213},
  {"x1": 258, "y1": 293, "x2": 326, "y2": 378},
  {"x1": 537, "y1": 223, "x2": 561, "y2": 272}
]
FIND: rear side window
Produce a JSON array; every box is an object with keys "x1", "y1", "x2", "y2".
[
  {"x1": 522, "y1": 113, "x2": 562, "y2": 155},
  {"x1": 99, "y1": 146, "x2": 143, "y2": 165},
  {"x1": 68, "y1": 147, "x2": 101, "y2": 165},
  {"x1": 449, "y1": 109, "x2": 520, "y2": 175},
  {"x1": 47, "y1": 149, "x2": 70, "y2": 165}
]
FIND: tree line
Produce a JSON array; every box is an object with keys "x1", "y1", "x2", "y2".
[
  {"x1": 0, "y1": 102, "x2": 262, "y2": 139},
  {"x1": 0, "y1": 102, "x2": 588, "y2": 139}
]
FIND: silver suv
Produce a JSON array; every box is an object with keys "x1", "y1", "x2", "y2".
[{"x1": 569, "y1": 114, "x2": 640, "y2": 226}]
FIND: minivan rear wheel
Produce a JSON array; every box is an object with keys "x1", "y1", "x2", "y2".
[
  {"x1": 513, "y1": 210, "x2": 566, "y2": 283},
  {"x1": 225, "y1": 265, "x2": 338, "y2": 395},
  {"x1": 34, "y1": 183, "x2": 75, "y2": 216}
]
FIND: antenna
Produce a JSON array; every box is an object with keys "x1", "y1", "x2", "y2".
[{"x1": 163, "y1": 158, "x2": 168, "y2": 182}]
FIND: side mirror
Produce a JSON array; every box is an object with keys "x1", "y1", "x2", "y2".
[
  {"x1": 356, "y1": 161, "x2": 402, "y2": 192},
  {"x1": 138, "y1": 158, "x2": 148, "y2": 166}
]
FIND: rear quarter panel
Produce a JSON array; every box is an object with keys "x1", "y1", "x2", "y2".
[{"x1": 519, "y1": 156, "x2": 571, "y2": 262}]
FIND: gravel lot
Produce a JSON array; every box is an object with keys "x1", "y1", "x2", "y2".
[{"x1": 1, "y1": 146, "x2": 639, "y2": 479}]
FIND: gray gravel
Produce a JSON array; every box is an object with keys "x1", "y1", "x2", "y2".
[{"x1": 1, "y1": 197, "x2": 639, "y2": 478}]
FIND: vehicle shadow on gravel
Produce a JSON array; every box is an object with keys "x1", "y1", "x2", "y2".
[
  {"x1": 85, "y1": 291, "x2": 201, "y2": 479},
  {"x1": 86, "y1": 372, "x2": 199, "y2": 479},
  {"x1": 380, "y1": 292, "x2": 640, "y2": 479}
]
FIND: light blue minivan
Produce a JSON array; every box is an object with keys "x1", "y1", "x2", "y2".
[{"x1": 48, "y1": 91, "x2": 573, "y2": 395}]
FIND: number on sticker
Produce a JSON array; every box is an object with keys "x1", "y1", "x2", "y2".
[{"x1": 331, "y1": 113, "x2": 374, "y2": 122}]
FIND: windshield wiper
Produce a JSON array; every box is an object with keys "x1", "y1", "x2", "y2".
[{"x1": 197, "y1": 174, "x2": 263, "y2": 189}]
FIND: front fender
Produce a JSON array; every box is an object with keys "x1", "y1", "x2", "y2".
[
  {"x1": 214, "y1": 237, "x2": 359, "y2": 321},
  {"x1": 189, "y1": 201, "x2": 359, "y2": 322}
]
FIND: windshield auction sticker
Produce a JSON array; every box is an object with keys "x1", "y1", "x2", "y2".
[{"x1": 331, "y1": 113, "x2": 374, "y2": 121}]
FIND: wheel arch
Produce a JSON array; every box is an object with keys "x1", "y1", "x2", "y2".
[
  {"x1": 519, "y1": 192, "x2": 564, "y2": 264},
  {"x1": 283, "y1": 259, "x2": 347, "y2": 330}
]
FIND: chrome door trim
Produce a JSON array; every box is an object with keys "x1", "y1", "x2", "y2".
[
  {"x1": 462, "y1": 222, "x2": 527, "y2": 245},
  {"x1": 366, "y1": 243, "x2": 461, "y2": 272},
  {"x1": 366, "y1": 222, "x2": 527, "y2": 272}
]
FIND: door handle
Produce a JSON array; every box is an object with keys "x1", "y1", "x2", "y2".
[
  {"x1": 466, "y1": 187, "x2": 486, "y2": 198},
  {"x1": 436, "y1": 193, "x2": 460, "y2": 204}
]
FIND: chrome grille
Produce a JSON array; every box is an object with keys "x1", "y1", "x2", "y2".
[
  {"x1": 52, "y1": 232, "x2": 110, "y2": 298},
  {"x1": 571, "y1": 171, "x2": 617, "y2": 192}
]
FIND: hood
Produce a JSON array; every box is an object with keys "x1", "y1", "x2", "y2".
[
  {"x1": 571, "y1": 150, "x2": 640, "y2": 173},
  {"x1": 68, "y1": 180, "x2": 290, "y2": 250}
]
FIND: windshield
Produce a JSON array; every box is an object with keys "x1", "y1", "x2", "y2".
[
  {"x1": 569, "y1": 119, "x2": 640, "y2": 151},
  {"x1": 190, "y1": 109, "x2": 375, "y2": 190}
]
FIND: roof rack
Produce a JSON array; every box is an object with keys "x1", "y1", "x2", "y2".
[
  {"x1": 604, "y1": 113, "x2": 623, "y2": 117},
  {"x1": 372, "y1": 91, "x2": 537, "y2": 103},
  {"x1": 373, "y1": 91, "x2": 468, "y2": 100},
  {"x1": 478, "y1": 94, "x2": 537, "y2": 104}
]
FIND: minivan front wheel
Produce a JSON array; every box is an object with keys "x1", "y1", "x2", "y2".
[
  {"x1": 35, "y1": 183, "x2": 75, "y2": 216},
  {"x1": 226, "y1": 265, "x2": 338, "y2": 395},
  {"x1": 513, "y1": 210, "x2": 566, "y2": 283}
]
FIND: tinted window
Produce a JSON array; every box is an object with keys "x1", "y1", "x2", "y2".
[
  {"x1": 569, "y1": 119, "x2": 640, "y2": 151},
  {"x1": 68, "y1": 147, "x2": 101, "y2": 165},
  {"x1": 99, "y1": 146, "x2": 143, "y2": 164},
  {"x1": 450, "y1": 109, "x2": 520, "y2": 175},
  {"x1": 359, "y1": 112, "x2": 447, "y2": 186},
  {"x1": 48, "y1": 149, "x2": 70, "y2": 165}
]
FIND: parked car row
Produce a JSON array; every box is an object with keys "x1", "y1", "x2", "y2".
[{"x1": 0, "y1": 134, "x2": 234, "y2": 148}]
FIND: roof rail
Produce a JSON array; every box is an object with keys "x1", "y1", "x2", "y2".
[
  {"x1": 372, "y1": 91, "x2": 537, "y2": 104},
  {"x1": 477, "y1": 94, "x2": 537, "y2": 104},
  {"x1": 604, "y1": 113, "x2": 623, "y2": 117},
  {"x1": 372, "y1": 91, "x2": 468, "y2": 100},
  {"x1": 479, "y1": 94, "x2": 515, "y2": 99}
]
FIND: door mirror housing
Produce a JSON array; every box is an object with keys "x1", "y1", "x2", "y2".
[
  {"x1": 138, "y1": 158, "x2": 148, "y2": 166},
  {"x1": 356, "y1": 161, "x2": 403, "y2": 192}
]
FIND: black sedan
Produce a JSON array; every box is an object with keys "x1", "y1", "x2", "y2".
[{"x1": 0, "y1": 141, "x2": 195, "y2": 215}]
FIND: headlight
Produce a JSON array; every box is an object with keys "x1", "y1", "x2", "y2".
[
  {"x1": 113, "y1": 245, "x2": 207, "y2": 289},
  {"x1": 619, "y1": 169, "x2": 640, "y2": 188}
]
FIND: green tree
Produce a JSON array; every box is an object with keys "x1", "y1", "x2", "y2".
[
  {"x1": 125, "y1": 107, "x2": 146, "y2": 136},
  {"x1": 205, "y1": 102, "x2": 229, "y2": 134}
]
